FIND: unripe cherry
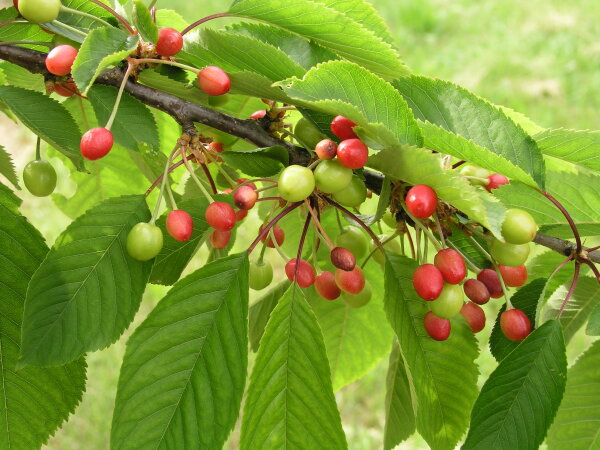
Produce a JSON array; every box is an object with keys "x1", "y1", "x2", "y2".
[
  {"x1": 250, "y1": 110, "x2": 266, "y2": 120},
  {"x1": 460, "y1": 302, "x2": 486, "y2": 333},
  {"x1": 80, "y1": 127, "x2": 114, "y2": 160},
  {"x1": 197, "y1": 65, "x2": 231, "y2": 96},
  {"x1": 285, "y1": 258, "x2": 316, "y2": 288},
  {"x1": 233, "y1": 185, "x2": 258, "y2": 210},
  {"x1": 335, "y1": 266, "x2": 365, "y2": 295},
  {"x1": 205, "y1": 201, "x2": 236, "y2": 231},
  {"x1": 423, "y1": 311, "x2": 451, "y2": 341},
  {"x1": 486, "y1": 173, "x2": 509, "y2": 191},
  {"x1": 260, "y1": 224, "x2": 285, "y2": 248},
  {"x1": 156, "y1": 27, "x2": 184, "y2": 57},
  {"x1": 45, "y1": 45, "x2": 78, "y2": 76},
  {"x1": 434, "y1": 248, "x2": 466, "y2": 284},
  {"x1": 336, "y1": 139, "x2": 368, "y2": 169},
  {"x1": 499, "y1": 264, "x2": 528, "y2": 287},
  {"x1": 210, "y1": 229, "x2": 231, "y2": 249},
  {"x1": 330, "y1": 115, "x2": 358, "y2": 140},
  {"x1": 463, "y1": 279, "x2": 490, "y2": 305},
  {"x1": 315, "y1": 139, "x2": 337, "y2": 160},
  {"x1": 405, "y1": 185, "x2": 438, "y2": 219},
  {"x1": 315, "y1": 271, "x2": 341, "y2": 300},
  {"x1": 330, "y1": 247, "x2": 356, "y2": 271},
  {"x1": 477, "y1": 269, "x2": 503, "y2": 298},
  {"x1": 342, "y1": 281, "x2": 372, "y2": 308},
  {"x1": 500, "y1": 309, "x2": 531, "y2": 341},
  {"x1": 166, "y1": 210, "x2": 193, "y2": 242},
  {"x1": 412, "y1": 264, "x2": 444, "y2": 301}
]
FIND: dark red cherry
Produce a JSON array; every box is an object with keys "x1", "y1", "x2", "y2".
[
  {"x1": 486, "y1": 173, "x2": 509, "y2": 191},
  {"x1": 210, "y1": 229, "x2": 231, "y2": 249},
  {"x1": 434, "y1": 248, "x2": 466, "y2": 284},
  {"x1": 45, "y1": 44, "x2": 78, "y2": 76},
  {"x1": 423, "y1": 311, "x2": 451, "y2": 341},
  {"x1": 197, "y1": 65, "x2": 230, "y2": 96},
  {"x1": 412, "y1": 264, "x2": 444, "y2": 301},
  {"x1": 500, "y1": 309, "x2": 531, "y2": 341},
  {"x1": 405, "y1": 185, "x2": 438, "y2": 219},
  {"x1": 233, "y1": 185, "x2": 258, "y2": 210},
  {"x1": 463, "y1": 279, "x2": 490, "y2": 305},
  {"x1": 250, "y1": 110, "x2": 266, "y2": 120},
  {"x1": 260, "y1": 225, "x2": 285, "y2": 248},
  {"x1": 330, "y1": 247, "x2": 356, "y2": 271},
  {"x1": 477, "y1": 269, "x2": 503, "y2": 298}
]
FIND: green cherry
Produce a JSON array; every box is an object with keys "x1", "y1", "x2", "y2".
[
  {"x1": 332, "y1": 176, "x2": 367, "y2": 207},
  {"x1": 249, "y1": 261, "x2": 274, "y2": 290},
  {"x1": 278, "y1": 165, "x2": 315, "y2": 202},
  {"x1": 335, "y1": 226, "x2": 368, "y2": 259},
  {"x1": 430, "y1": 283, "x2": 464, "y2": 319},
  {"x1": 501, "y1": 208, "x2": 538, "y2": 244},
  {"x1": 126, "y1": 223, "x2": 164, "y2": 262},
  {"x1": 314, "y1": 159, "x2": 353, "y2": 194},
  {"x1": 19, "y1": 0, "x2": 61, "y2": 24},
  {"x1": 489, "y1": 238, "x2": 530, "y2": 267},
  {"x1": 23, "y1": 159, "x2": 57, "y2": 197}
]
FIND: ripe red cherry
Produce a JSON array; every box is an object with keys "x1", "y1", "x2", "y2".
[
  {"x1": 434, "y1": 248, "x2": 466, "y2": 284},
  {"x1": 486, "y1": 173, "x2": 509, "y2": 191},
  {"x1": 335, "y1": 266, "x2": 365, "y2": 294},
  {"x1": 477, "y1": 269, "x2": 503, "y2": 298},
  {"x1": 235, "y1": 209, "x2": 248, "y2": 222},
  {"x1": 423, "y1": 312, "x2": 451, "y2": 341},
  {"x1": 53, "y1": 81, "x2": 78, "y2": 97},
  {"x1": 156, "y1": 27, "x2": 183, "y2": 57},
  {"x1": 236, "y1": 178, "x2": 257, "y2": 190},
  {"x1": 166, "y1": 210, "x2": 193, "y2": 242},
  {"x1": 500, "y1": 309, "x2": 532, "y2": 341},
  {"x1": 45, "y1": 45, "x2": 78, "y2": 76},
  {"x1": 330, "y1": 115, "x2": 358, "y2": 140},
  {"x1": 197, "y1": 66, "x2": 230, "y2": 96},
  {"x1": 315, "y1": 271, "x2": 341, "y2": 300},
  {"x1": 233, "y1": 185, "x2": 258, "y2": 210},
  {"x1": 405, "y1": 185, "x2": 438, "y2": 219},
  {"x1": 205, "y1": 202, "x2": 236, "y2": 231},
  {"x1": 260, "y1": 225, "x2": 285, "y2": 248},
  {"x1": 463, "y1": 279, "x2": 490, "y2": 305},
  {"x1": 336, "y1": 139, "x2": 368, "y2": 169},
  {"x1": 412, "y1": 264, "x2": 444, "y2": 301},
  {"x1": 315, "y1": 139, "x2": 337, "y2": 160},
  {"x1": 460, "y1": 302, "x2": 486, "y2": 333},
  {"x1": 285, "y1": 258, "x2": 316, "y2": 288},
  {"x1": 80, "y1": 127, "x2": 114, "y2": 160},
  {"x1": 330, "y1": 247, "x2": 356, "y2": 271},
  {"x1": 250, "y1": 110, "x2": 266, "y2": 120},
  {"x1": 499, "y1": 264, "x2": 528, "y2": 287},
  {"x1": 209, "y1": 141, "x2": 224, "y2": 153},
  {"x1": 210, "y1": 229, "x2": 231, "y2": 249}
]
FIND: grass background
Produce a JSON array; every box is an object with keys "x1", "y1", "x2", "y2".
[{"x1": 0, "y1": 0, "x2": 597, "y2": 448}]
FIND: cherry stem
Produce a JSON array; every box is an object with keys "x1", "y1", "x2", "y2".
[
  {"x1": 131, "y1": 58, "x2": 200, "y2": 74},
  {"x1": 468, "y1": 234, "x2": 493, "y2": 262},
  {"x1": 150, "y1": 146, "x2": 178, "y2": 225},
  {"x1": 406, "y1": 229, "x2": 416, "y2": 259},
  {"x1": 105, "y1": 62, "x2": 134, "y2": 130},
  {"x1": 256, "y1": 196, "x2": 282, "y2": 202},
  {"x1": 50, "y1": 20, "x2": 87, "y2": 38},
  {"x1": 493, "y1": 262, "x2": 513, "y2": 309},
  {"x1": 238, "y1": 178, "x2": 277, "y2": 187},
  {"x1": 304, "y1": 199, "x2": 333, "y2": 249},
  {"x1": 199, "y1": 162, "x2": 217, "y2": 195},
  {"x1": 558, "y1": 262, "x2": 581, "y2": 317},
  {"x1": 181, "y1": 148, "x2": 214, "y2": 203},
  {"x1": 88, "y1": 0, "x2": 136, "y2": 34},
  {"x1": 362, "y1": 232, "x2": 399, "y2": 268},
  {"x1": 294, "y1": 209, "x2": 313, "y2": 280},
  {"x1": 586, "y1": 245, "x2": 600, "y2": 253},
  {"x1": 255, "y1": 184, "x2": 278, "y2": 194},
  {"x1": 180, "y1": 13, "x2": 231, "y2": 36},
  {"x1": 433, "y1": 213, "x2": 447, "y2": 248},
  {"x1": 582, "y1": 259, "x2": 600, "y2": 284},
  {"x1": 35, "y1": 136, "x2": 41, "y2": 160},
  {"x1": 452, "y1": 160, "x2": 466, "y2": 169},
  {"x1": 59, "y1": 5, "x2": 112, "y2": 27},
  {"x1": 145, "y1": 159, "x2": 184, "y2": 197},
  {"x1": 540, "y1": 190, "x2": 582, "y2": 252},
  {"x1": 247, "y1": 202, "x2": 302, "y2": 254},
  {"x1": 148, "y1": 0, "x2": 158, "y2": 9},
  {"x1": 445, "y1": 239, "x2": 481, "y2": 273},
  {"x1": 203, "y1": 150, "x2": 236, "y2": 187}
]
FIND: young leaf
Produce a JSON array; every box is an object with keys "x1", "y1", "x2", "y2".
[
  {"x1": 72, "y1": 27, "x2": 139, "y2": 94},
  {"x1": 394, "y1": 75, "x2": 546, "y2": 188},
  {"x1": 0, "y1": 145, "x2": 19, "y2": 189},
  {"x1": 547, "y1": 340, "x2": 600, "y2": 449},
  {"x1": 0, "y1": 86, "x2": 84, "y2": 170},
  {"x1": 249, "y1": 280, "x2": 290, "y2": 351},
  {"x1": 0, "y1": 8, "x2": 52, "y2": 48},
  {"x1": 43, "y1": 0, "x2": 114, "y2": 41},
  {"x1": 221, "y1": 146, "x2": 289, "y2": 177},
  {"x1": 0, "y1": 184, "x2": 86, "y2": 448},
  {"x1": 384, "y1": 253, "x2": 479, "y2": 450},
  {"x1": 133, "y1": 0, "x2": 158, "y2": 43},
  {"x1": 535, "y1": 128, "x2": 600, "y2": 176},
  {"x1": 240, "y1": 284, "x2": 347, "y2": 449},
  {"x1": 20, "y1": 195, "x2": 153, "y2": 367},
  {"x1": 463, "y1": 320, "x2": 567, "y2": 450},
  {"x1": 111, "y1": 253, "x2": 249, "y2": 449}
]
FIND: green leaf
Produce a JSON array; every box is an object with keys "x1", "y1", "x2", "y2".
[
  {"x1": 0, "y1": 86, "x2": 84, "y2": 170},
  {"x1": 72, "y1": 27, "x2": 139, "y2": 94},
  {"x1": 133, "y1": 0, "x2": 158, "y2": 43},
  {"x1": 446, "y1": 224, "x2": 489, "y2": 269},
  {"x1": 0, "y1": 8, "x2": 52, "y2": 50},
  {"x1": 228, "y1": 0, "x2": 407, "y2": 80},
  {"x1": 547, "y1": 340, "x2": 600, "y2": 449},
  {"x1": 138, "y1": 70, "x2": 209, "y2": 105},
  {"x1": 0, "y1": 145, "x2": 19, "y2": 189},
  {"x1": 463, "y1": 320, "x2": 567, "y2": 450},
  {"x1": 384, "y1": 253, "x2": 479, "y2": 450},
  {"x1": 87, "y1": 85, "x2": 159, "y2": 151},
  {"x1": 278, "y1": 60, "x2": 422, "y2": 147},
  {"x1": 20, "y1": 195, "x2": 153, "y2": 367},
  {"x1": 240, "y1": 284, "x2": 347, "y2": 449},
  {"x1": 111, "y1": 253, "x2": 249, "y2": 449},
  {"x1": 0, "y1": 62, "x2": 45, "y2": 92},
  {"x1": 384, "y1": 341, "x2": 416, "y2": 450},
  {"x1": 369, "y1": 146, "x2": 506, "y2": 238},
  {"x1": 587, "y1": 304, "x2": 600, "y2": 336},
  {"x1": 221, "y1": 146, "x2": 289, "y2": 177},
  {"x1": 249, "y1": 280, "x2": 290, "y2": 352},
  {"x1": 535, "y1": 128, "x2": 600, "y2": 176},
  {"x1": 0, "y1": 184, "x2": 86, "y2": 448},
  {"x1": 527, "y1": 250, "x2": 576, "y2": 307},
  {"x1": 43, "y1": 0, "x2": 114, "y2": 42},
  {"x1": 394, "y1": 76, "x2": 545, "y2": 188}
]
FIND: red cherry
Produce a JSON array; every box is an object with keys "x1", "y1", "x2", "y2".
[
  {"x1": 434, "y1": 248, "x2": 466, "y2": 284},
  {"x1": 235, "y1": 209, "x2": 248, "y2": 222},
  {"x1": 460, "y1": 302, "x2": 486, "y2": 333},
  {"x1": 330, "y1": 247, "x2": 356, "y2": 272},
  {"x1": 236, "y1": 178, "x2": 257, "y2": 190},
  {"x1": 45, "y1": 45, "x2": 78, "y2": 76},
  {"x1": 412, "y1": 264, "x2": 444, "y2": 301},
  {"x1": 250, "y1": 110, "x2": 266, "y2": 120},
  {"x1": 209, "y1": 142, "x2": 224, "y2": 153},
  {"x1": 463, "y1": 279, "x2": 490, "y2": 305},
  {"x1": 260, "y1": 225, "x2": 285, "y2": 248},
  {"x1": 166, "y1": 210, "x2": 193, "y2": 242},
  {"x1": 336, "y1": 139, "x2": 368, "y2": 169},
  {"x1": 205, "y1": 202, "x2": 236, "y2": 231},
  {"x1": 80, "y1": 127, "x2": 114, "y2": 160},
  {"x1": 500, "y1": 309, "x2": 531, "y2": 341},
  {"x1": 233, "y1": 185, "x2": 258, "y2": 210},
  {"x1": 210, "y1": 229, "x2": 231, "y2": 249},
  {"x1": 335, "y1": 266, "x2": 365, "y2": 295},
  {"x1": 405, "y1": 185, "x2": 438, "y2": 219},
  {"x1": 285, "y1": 258, "x2": 316, "y2": 288},
  {"x1": 330, "y1": 115, "x2": 358, "y2": 140},
  {"x1": 315, "y1": 139, "x2": 337, "y2": 160},
  {"x1": 477, "y1": 269, "x2": 503, "y2": 298},
  {"x1": 486, "y1": 173, "x2": 509, "y2": 191},
  {"x1": 423, "y1": 311, "x2": 451, "y2": 341},
  {"x1": 499, "y1": 264, "x2": 528, "y2": 287},
  {"x1": 156, "y1": 27, "x2": 183, "y2": 57},
  {"x1": 197, "y1": 66, "x2": 230, "y2": 96},
  {"x1": 315, "y1": 271, "x2": 341, "y2": 300},
  {"x1": 53, "y1": 81, "x2": 78, "y2": 97},
  {"x1": 13, "y1": 0, "x2": 19, "y2": 11}
]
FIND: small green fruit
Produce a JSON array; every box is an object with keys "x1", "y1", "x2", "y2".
[
  {"x1": 126, "y1": 223, "x2": 163, "y2": 261},
  {"x1": 332, "y1": 176, "x2": 367, "y2": 207},
  {"x1": 314, "y1": 159, "x2": 353, "y2": 194},
  {"x1": 335, "y1": 226, "x2": 368, "y2": 259},
  {"x1": 489, "y1": 238, "x2": 530, "y2": 267},
  {"x1": 295, "y1": 117, "x2": 325, "y2": 149},
  {"x1": 23, "y1": 159, "x2": 57, "y2": 197},
  {"x1": 430, "y1": 283, "x2": 463, "y2": 319},
  {"x1": 249, "y1": 261, "x2": 273, "y2": 290},
  {"x1": 341, "y1": 281, "x2": 372, "y2": 308},
  {"x1": 501, "y1": 209, "x2": 537, "y2": 244},
  {"x1": 19, "y1": 0, "x2": 61, "y2": 24},
  {"x1": 278, "y1": 165, "x2": 315, "y2": 202}
]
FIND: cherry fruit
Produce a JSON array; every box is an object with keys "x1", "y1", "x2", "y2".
[
  {"x1": 423, "y1": 311, "x2": 451, "y2": 341},
  {"x1": 477, "y1": 269, "x2": 503, "y2": 298},
  {"x1": 335, "y1": 226, "x2": 368, "y2": 259},
  {"x1": 332, "y1": 176, "x2": 367, "y2": 207},
  {"x1": 166, "y1": 210, "x2": 193, "y2": 242},
  {"x1": 501, "y1": 208, "x2": 537, "y2": 244},
  {"x1": 285, "y1": 258, "x2": 316, "y2": 288},
  {"x1": 336, "y1": 139, "x2": 368, "y2": 169},
  {"x1": 341, "y1": 280, "x2": 372, "y2": 308},
  {"x1": 460, "y1": 164, "x2": 491, "y2": 186},
  {"x1": 249, "y1": 261, "x2": 273, "y2": 290},
  {"x1": 460, "y1": 302, "x2": 486, "y2": 333},
  {"x1": 197, "y1": 66, "x2": 230, "y2": 96},
  {"x1": 205, "y1": 202, "x2": 236, "y2": 231},
  {"x1": 405, "y1": 185, "x2": 438, "y2": 219},
  {"x1": 18, "y1": 0, "x2": 60, "y2": 24},
  {"x1": 330, "y1": 247, "x2": 356, "y2": 271},
  {"x1": 210, "y1": 229, "x2": 231, "y2": 249},
  {"x1": 315, "y1": 139, "x2": 337, "y2": 160},
  {"x1": 53, "y1": 81, "x2": 78, "y2": 97},
  {"x1": 233, "y1": 185, "x2": 258, "y2": 210},
  {"x1": 486, "y1": 173, "x2": 509, "y2": 191},
  {"x1": 156, "y1": 27, "x2": 184, "y2": 57},
  {"x1": 489, "y1": 238, "x2": 530, "y2": 267},
  {"x1": 23, "y1": 159, "x2": 57, "y2": 197},
  {"x1": 315, "y1": 271, "x2": 341, "y2": 300},
  {"x1": 80, "y1": 127, "x2": 114, "y2": 160},
  {"x1": 250, "y1": 110, "x2": 266, "y2": 120},
  {"x1": 463, "y1": 278, "x2": 490, "y2": 305},
  {"x1": 330, "y1": 115, "x2": 358, "y2": 140},
  {"x1": 335, "y1": 266, "x2": 365, "y2": 295},
  {"x1": 260, "y1": 224, "x2": 285, "y2": 248},
  {"x1": 430, "y1": 283, "x2": 463, "y2": 319},
  {"x1": 314, "y1": 159, "x2": 352, "y2": 194},
  {"x1": 434, "y1": 248, "x2": 466, "y2": 284},
  {"x1": 278, "y1": 165, "x2": 315, "y2": 202},
  {"x1": 127, "y1": 223, "x2": 163, "y2": 261},
  {"x1": 500, "y1": 309, "x2": 532, "y2": 342},
  {"x1": 295, "y1": 117, "x2": 325, "y2": 149},
  {"x1": 499, "y1": 264, "x2": 528, "y2": 287},
  {"x1": 413, "y1": 264, "x2": 444, "y2": 301},
  {"x1": 45, "y1": 45, "x2": 78, "y2": 76},
  {"x1": 235, "y1": 209, "x2": 248, "y2": 222}
]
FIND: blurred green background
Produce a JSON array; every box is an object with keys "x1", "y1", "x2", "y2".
[{"x1": 0, "y1": 0, "x2": 597, "y2": 448}]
